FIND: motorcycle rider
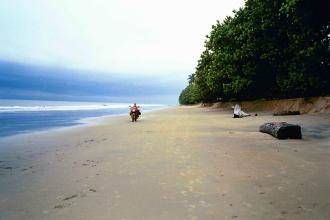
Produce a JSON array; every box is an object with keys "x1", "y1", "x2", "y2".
[{"x1": 130, "y1": 103, "x2": 141, "y2": 116}]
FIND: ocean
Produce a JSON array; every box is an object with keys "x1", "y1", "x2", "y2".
[{"x1": 0, "y1": 99, "x2": 167, "y2": 138}]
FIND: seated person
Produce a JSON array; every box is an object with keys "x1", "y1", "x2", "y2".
[{"x1": 130, "y1": 103, "x2": 141, "y2": 115}]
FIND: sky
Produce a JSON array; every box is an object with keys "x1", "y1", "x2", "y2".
[{"x1": 0, "y1": 0, "x2": 245, "y2": 103}]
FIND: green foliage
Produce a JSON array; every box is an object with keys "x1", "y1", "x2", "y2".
[
  {"x1": 179, "y1": 83, "x2": 199, "y2": 105},
  {"x1": 179, "y1": 0, "x2": 330, "y2": 104}
]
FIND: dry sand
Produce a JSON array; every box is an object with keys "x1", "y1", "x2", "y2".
[{"x1": 0, "y1": 106, "x2": 330, "y2": 220}]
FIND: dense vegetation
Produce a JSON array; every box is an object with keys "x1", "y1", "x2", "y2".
[{"x1": 179, "y1": 0, "x2": 330, "y2": 104}]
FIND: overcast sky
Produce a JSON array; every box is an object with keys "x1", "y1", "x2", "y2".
[{"x1": 0, "y1": 0, "x2": 245, "y2": 78}]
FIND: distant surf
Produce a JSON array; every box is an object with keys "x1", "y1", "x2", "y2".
[
  {"x1": 0, "y1": 103, "x2": 164, "y2": 112},
  {"x1": 0, "y1": 99, "x2": 167, "y2": 138}
]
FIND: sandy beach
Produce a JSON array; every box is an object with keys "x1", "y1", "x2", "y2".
[{"x1": 0, "y1": 106, "x2": 330, "y2": 220}]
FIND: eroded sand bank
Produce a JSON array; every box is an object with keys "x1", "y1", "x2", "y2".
[{"x1": 0, "y1": 106, "x2": 330, "y2": 220}]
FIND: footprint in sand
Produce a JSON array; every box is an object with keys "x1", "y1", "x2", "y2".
[
  {"x1": 54, "y1": 193, "x2": 83, "y2": 209},
  {"x1": 81, "y1": 160, "x2": 98, "y2": 167},
  {"x1": 84, "y1": 139, "x2": 95, "y2": 144},
  {"x1": 0, "y1": 166, "x2": 12, "y2": 170},
  {"x1": 63, "y1": 194, "x2": 78, "y2": 201},
  {"x1": 54, "y1": 204, "x2": 65, "y2": 209}
]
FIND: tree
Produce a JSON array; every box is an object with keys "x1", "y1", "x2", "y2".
[{"x1": 179, "y1": 0, "x2": 330, "y2": 104}]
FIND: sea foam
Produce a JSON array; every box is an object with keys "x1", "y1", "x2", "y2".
[{"x1": 0, "y1": 103, "x2": 164, "y2": 112}]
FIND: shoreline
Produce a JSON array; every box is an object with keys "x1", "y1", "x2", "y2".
[
  {"x1": 1, "y1": 106, "x2": 330, "y2": 220},
  {"x1": 0, "y1": 105, "x2": 172, "y2": 141}
]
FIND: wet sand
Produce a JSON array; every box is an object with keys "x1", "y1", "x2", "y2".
[{"x1": 0, "y1": 106, "x2": 330, "y2": 220}]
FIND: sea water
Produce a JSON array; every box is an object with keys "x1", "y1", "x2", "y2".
[{"x1": 0, "y1": 99, "x2": 166, "y2": 138}]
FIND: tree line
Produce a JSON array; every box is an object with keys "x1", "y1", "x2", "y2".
[{"x1": 179, "y1": 0, "x2": 330, "y2": 104}]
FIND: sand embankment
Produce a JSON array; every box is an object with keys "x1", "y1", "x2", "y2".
[
  {"x1": 206, "y1": 96, "x2": 330, "y2": 114},
  {"x1": 0, "y1": 107, "x2": 330, "y2": 220}
]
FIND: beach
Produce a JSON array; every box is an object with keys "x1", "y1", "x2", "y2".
[{"x1": 0, "y1": 106, "x2": 330, "y2": 220}]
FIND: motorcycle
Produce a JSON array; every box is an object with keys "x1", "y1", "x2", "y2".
[{"x1": 129, "y1": 106, "x2": 140, "y2": 122}]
